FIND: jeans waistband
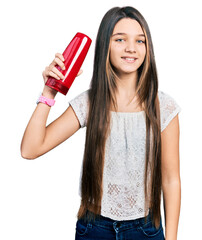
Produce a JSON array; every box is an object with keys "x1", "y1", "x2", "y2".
[{"x1": 80, "y1": 210, "x2": 154, "y2": 230}]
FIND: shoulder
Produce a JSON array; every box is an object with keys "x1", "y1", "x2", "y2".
[
  {"x1": 158, "y1": 90, "x2": 181, "y2": 111},
  {"x1": 158, "y1": 90, "x2": 177, "y2": 103},
  {"x1": 69, "y1": 89, "x2": 90, "y2": 104},
  {"x1": 158, "y1": 90, "x2": 181, "y2": 132}
]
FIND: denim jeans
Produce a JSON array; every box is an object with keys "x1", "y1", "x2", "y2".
[{"x1": 75, "y1": 210, "x2": 165, "y2": 240}]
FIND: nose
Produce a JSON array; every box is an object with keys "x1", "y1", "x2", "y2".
[{"x1": 125, "y1": 41, "x2": 136, "y2": 53}]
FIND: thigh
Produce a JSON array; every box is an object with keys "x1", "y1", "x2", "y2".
[{"x1": 75, "y1": 219, "x2": 116, "y2": 240}]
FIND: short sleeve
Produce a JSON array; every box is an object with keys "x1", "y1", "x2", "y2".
[
  {"x1": 158, "y1": 91, "x2": 181, "y2": 132},
  {"x1": 68, "y1": 90, "x2": 89, "y2": 128}
]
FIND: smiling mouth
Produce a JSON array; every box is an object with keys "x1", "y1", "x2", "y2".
[{"x1": 121, "y1": 57, "x2": 137, "y2": 63}]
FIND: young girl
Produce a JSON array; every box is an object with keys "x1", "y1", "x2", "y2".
[{"x1": 21, "y1": 6, "x2": 181, "y2": 240}]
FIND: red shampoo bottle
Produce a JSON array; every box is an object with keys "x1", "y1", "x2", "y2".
[{"x1": 45, "y1": 32, "x2": 92, "y2": 95}]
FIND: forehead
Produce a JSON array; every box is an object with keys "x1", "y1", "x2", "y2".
[{"x1": 112, "y1": 18, "x2": 144, "y2": 36}]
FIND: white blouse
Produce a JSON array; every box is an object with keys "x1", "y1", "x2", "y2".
[{"x1": 69, "y1": 90, "x2": 181, "y2": 221}]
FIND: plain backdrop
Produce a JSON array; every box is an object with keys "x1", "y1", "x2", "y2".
[{"x1": 0, "y1": 0, "x2": 201, "y2": 239}]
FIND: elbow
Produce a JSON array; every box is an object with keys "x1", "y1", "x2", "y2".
[
  {"x1": 20, "y1": 147, "x2": 38, "y2": 160},
  {"x1": 21, "y1": 152, "x2": 37, "y2": 160},
  {"x1": 21, "y1": 154, "x2": 36, "y2": 160},
  {"x1": 162, "y1": 177, "x2": 181, "y2": 190}
]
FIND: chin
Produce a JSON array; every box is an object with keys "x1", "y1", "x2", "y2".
[{"x1": 120, "y1": 68, "x2": 138, "y2": 75}]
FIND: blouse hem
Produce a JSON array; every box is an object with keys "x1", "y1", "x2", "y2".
[{"x1": 100, "y1": 210, "x2": 150, "y2": 221}]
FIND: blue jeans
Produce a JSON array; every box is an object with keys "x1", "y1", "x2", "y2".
[{"x1": 75, "y1": 210, "x2": 165, "y2": 240}]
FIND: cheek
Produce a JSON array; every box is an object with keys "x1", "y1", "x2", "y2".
[
  {"x1": 109, "y1": 48, "x2": 118, "y2": 66},
  {"x1": 109, "y1": 42, "x2": 122, "y2": 60}
]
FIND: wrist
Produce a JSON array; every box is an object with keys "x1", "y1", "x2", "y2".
[
  {"x1": 37, "y1": 93, "x2": 55, "y2": 107},
  {"x1": 42, "y1": 85, "x2": 57, "y2": 99}
]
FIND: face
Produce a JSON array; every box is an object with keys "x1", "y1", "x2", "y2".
[{"x1": 109, "y1": 18, "x2": 146, "y2": 78}]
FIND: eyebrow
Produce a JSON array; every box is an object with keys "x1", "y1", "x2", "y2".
[{"x1": 112, "y1": 33, "x2": 145, "y2": 37}]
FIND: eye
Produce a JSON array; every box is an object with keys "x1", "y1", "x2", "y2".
[
  {"x1": 137, "y1": 40, "x2": 145, "y2": 44},
  {"x1": 115, "y1": 38, "x2": 125, "y2": 42}
]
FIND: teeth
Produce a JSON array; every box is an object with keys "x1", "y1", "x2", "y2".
[{"x1": 123, "y1": 57, "x2": 136, "y2": 61}]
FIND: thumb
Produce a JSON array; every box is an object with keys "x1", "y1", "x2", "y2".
[{"x1": 77, "y1": 69, "x2": 83, "y2": 77}]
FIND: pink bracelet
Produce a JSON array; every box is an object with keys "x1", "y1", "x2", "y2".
[{"x1": 36, "y1": 94, "x2": 55, "y2": 107}]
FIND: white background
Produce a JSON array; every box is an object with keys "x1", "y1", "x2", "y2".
[{"x1": 0, "y1": 0, "x2": 201, "y2": 239}]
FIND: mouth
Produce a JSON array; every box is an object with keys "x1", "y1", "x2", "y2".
[{"x1": 121, "y1": 57, "x2": 137, "y2": 63}]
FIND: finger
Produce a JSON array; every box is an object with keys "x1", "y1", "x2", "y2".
[
  {"x1": 51, "y1": 66, "x2": 65, "y2": 80},
  {"x1": 50, "y1": 53, "x2": 65, "y2": 69},
  {"x1": 48, "y1": 70, "x2": 61, "y2": 80},
  {"x1": 52, "y1": 57, "x2": 65, "y2": 70},
  {"x1": 77, "y1": 69, "x2": 83, "y2": 76},
  {"x1": 55, "y1": 52, "x2": 65, "y2": 62}
]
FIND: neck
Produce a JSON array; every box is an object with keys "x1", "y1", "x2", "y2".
[{"x1": 115, "y1": 71, "x2": 138, "y2": 97}]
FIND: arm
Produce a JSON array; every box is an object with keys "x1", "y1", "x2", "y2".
[
  {"x1": 21, "y1": 53, "x2": 82, "y2": 159},
  {"x1": 161, "y1": 114, "x2": 181, "y2": 240}
]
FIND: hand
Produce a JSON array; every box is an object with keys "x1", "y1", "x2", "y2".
[
  {"x1": 42, "y1": 53, "x2": 83, "y2": 98},
  {"x1": 42, "y1": 53, "x2": 83, "y2": 84},
  {"x1": 42, "y1": 53, "x2": 66, "y2": 84}
]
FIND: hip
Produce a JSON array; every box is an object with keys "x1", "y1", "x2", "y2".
[{"x1": 75, "y1": 210, "x2": 165, "y2": 240}]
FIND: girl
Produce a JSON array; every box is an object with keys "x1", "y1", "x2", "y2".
[{"x1": 21, "y1": 6, "x2": 181, "y2": 240}]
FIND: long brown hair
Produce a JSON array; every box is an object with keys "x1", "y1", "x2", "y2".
[{"x1": 77, "y1": 6, "x2": 162, "y2": 228}]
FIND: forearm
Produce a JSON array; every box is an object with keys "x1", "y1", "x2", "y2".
[
  {"x1": 21, "y1": 87, "x2": 56, "y2": 159},
  {"x1": 162, "y1": 179, "x2": 181, "y2": 240}
]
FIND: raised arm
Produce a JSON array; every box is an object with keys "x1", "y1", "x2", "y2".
[{"x1": 20, "y1": 53, "x2": 82, "y2": 160}]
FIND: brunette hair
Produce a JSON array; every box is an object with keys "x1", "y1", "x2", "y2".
[{"x1": 77, "y1": 6, "x2": 162, "y2": 228}]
